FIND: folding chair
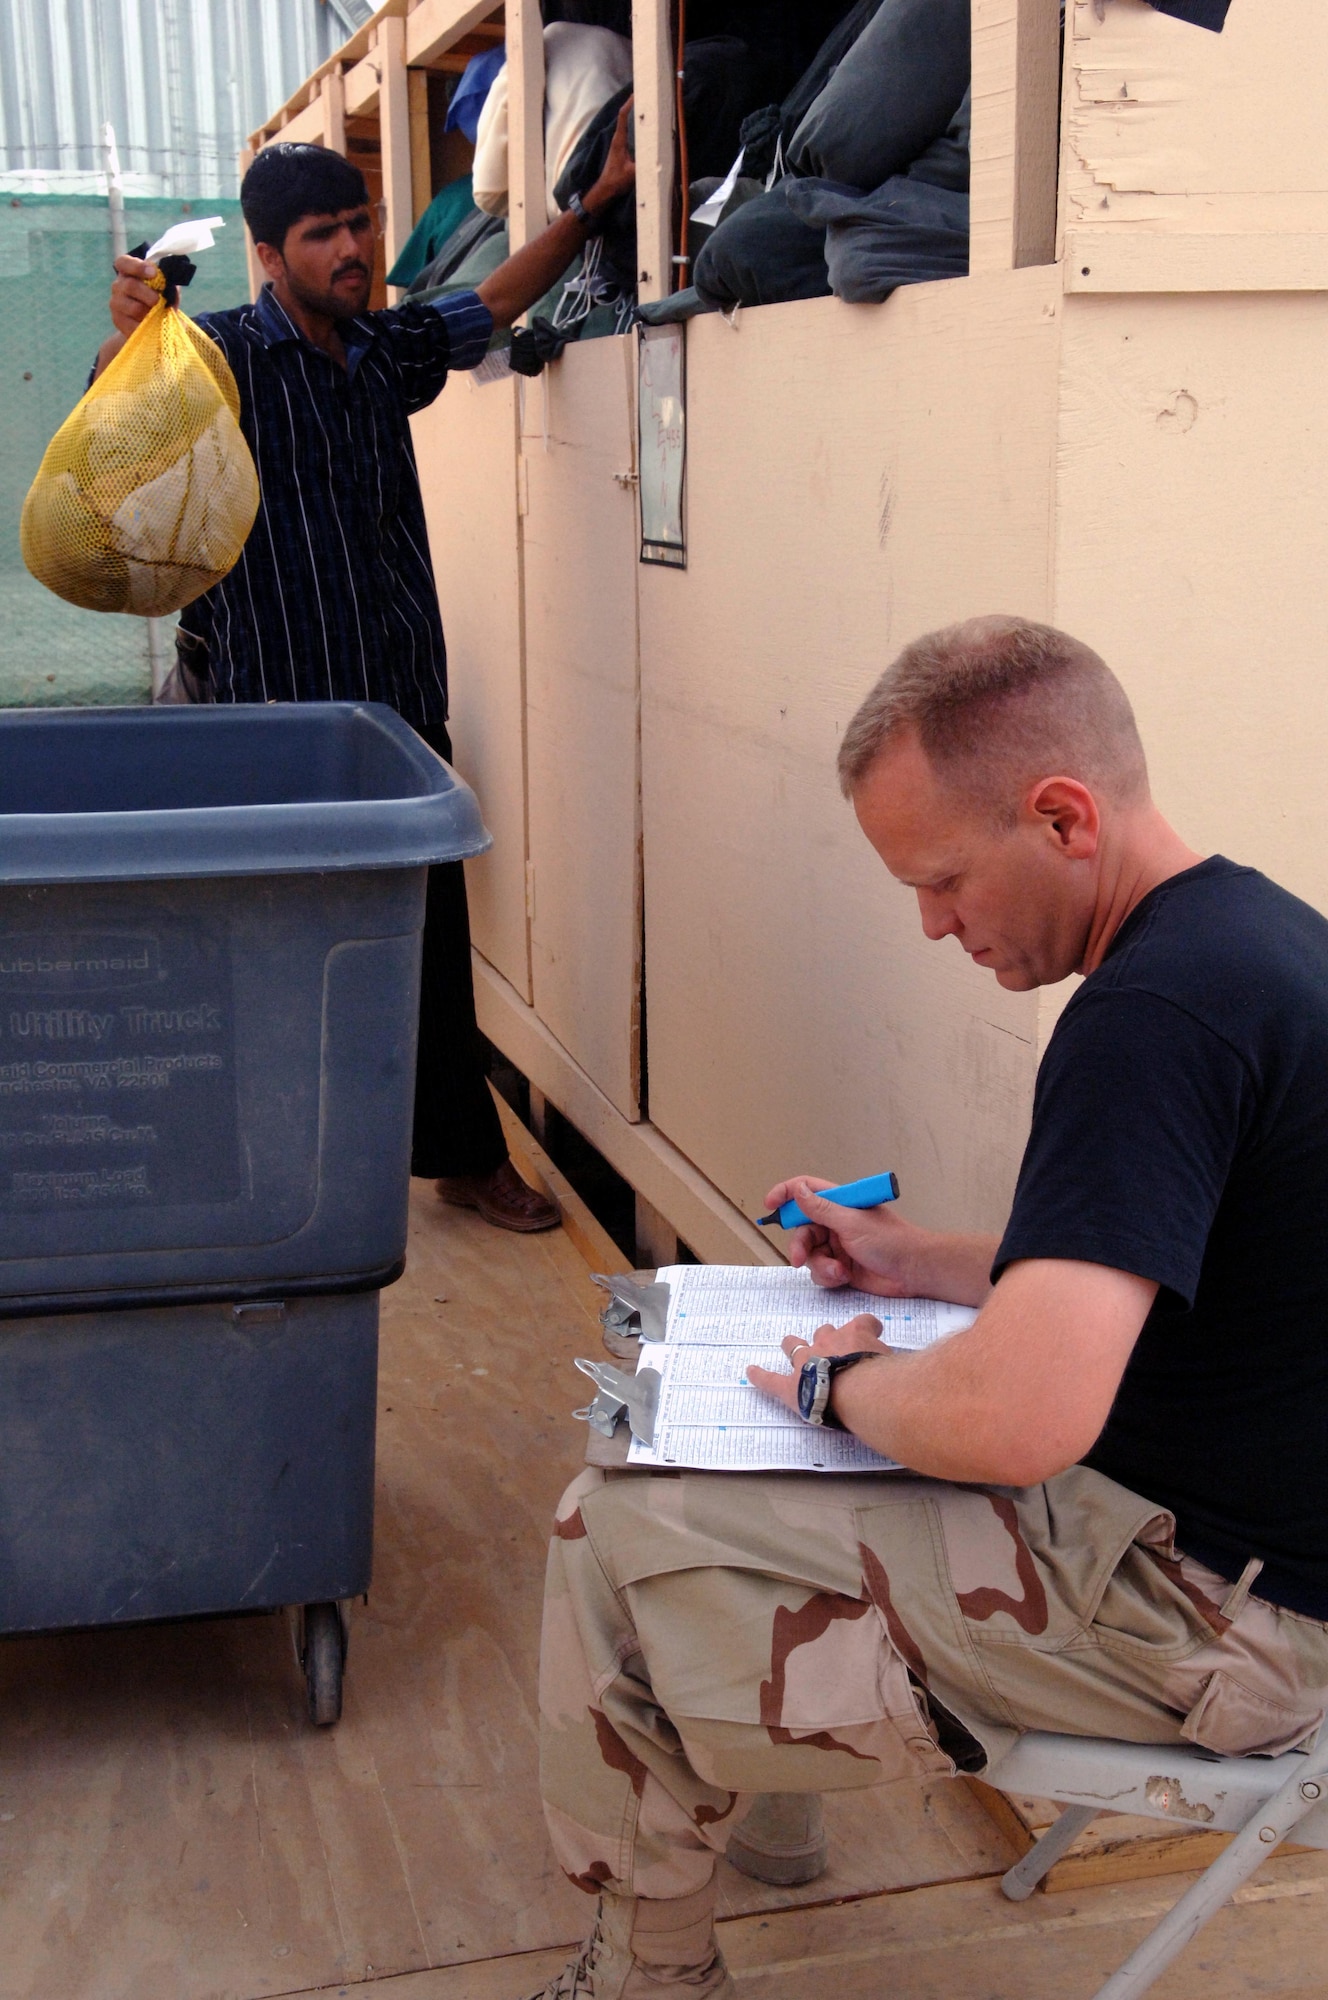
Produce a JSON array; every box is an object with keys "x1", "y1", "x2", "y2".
[{"x1": 981, "y1": 1721, "x2": 1328, "y2": 1999}]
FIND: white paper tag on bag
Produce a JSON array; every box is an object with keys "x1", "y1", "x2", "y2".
[
  {"x1": 691, "y1": 148, "x2": 745, "y2": 228},
  {"x1": 146, "y1": 216, "x2": 226, "y2": 261}
]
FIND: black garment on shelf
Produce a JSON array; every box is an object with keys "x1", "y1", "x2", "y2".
[
  {"x1": 675, "y1": 35, "x2": 757, "y2": 180},
  {"x1": 785, "y1": 0, "x2": 970, "y2": 193},
  {"x1": 555, "y1": 83, "x2": 636, "y2": 291},
  {"x1": 692, "y1": 182, "x2": 831, "y2": 310},
  {"x1": 555, "y1": 38, "x2": 760, "y2": 293},
  {"x1": 1147, "y1": 0, "x2": 1232, "y2": 28},
  {"x1": 901, "y1": 89, "x2": 971, "y2": 196},
  {"x1": 410, "y1": 721, "x2": 507, "y2": 1182},
  {"x1": 633, "y1": 286, "x2": 713, "y2": 325},
  {"x1": 785, "y1": 174, "x2": 967, "y2": 305},
  {"x1": 995, "y1": 858, "x2": 1328, "y2": 1623},
  {"x1": 542, "y1": 0, "x2": 863, "y2": 101},
  {"x1": 736, "y1": 0, "x2": 888, "y2": 184},
  {"x1": 406, "y1": 208, "x2": 505, "y2": 300},
  {"x1": 541, "y1": 0, "x2": 632, "y2": 30},
  {"x1": 687, "y1": 1, "x2": 863, "y2": 115},
  {"x1": 693, "y1": 0, "x2": 970, "y2": 313}
]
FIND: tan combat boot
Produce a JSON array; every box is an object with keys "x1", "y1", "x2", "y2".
[{"x1": 525, "y1": 1883, "x2": 735, "y2": 1998}]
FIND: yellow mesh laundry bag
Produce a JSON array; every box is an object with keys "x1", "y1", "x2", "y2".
[{"x1": 20, "y1": 281, "x2": 259, "y2": 618}]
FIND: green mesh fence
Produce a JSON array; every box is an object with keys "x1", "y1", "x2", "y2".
[{"x1": 0, "y1": 194, "x2": 249, "y2": 706}]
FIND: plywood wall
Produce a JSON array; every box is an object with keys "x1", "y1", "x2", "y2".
[
  {"x1": 638, "y1": 268, "x2": 1063, "y2": 1236},
  {"x1": 412, "y1": 376, "x2": 531, "y2": 1002},
  {"x1": 404, "y1": 0, "x2": 1328, "y2": 1254},
  {"x1": 520, "y1": 337, "x2": 643, "y2": 1121},
  {"x1": 1062, "y1": 0, "x2": 1328, "y2": 234},
  {"x1": 1054, "y1": 290, "x2": 1328, "y2": 915}
]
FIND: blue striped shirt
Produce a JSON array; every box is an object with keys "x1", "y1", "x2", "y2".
[{"x1": 180, "y1": 284, "x2": 493, "y2": 725}]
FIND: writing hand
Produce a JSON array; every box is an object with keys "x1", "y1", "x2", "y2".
[{"x1": 761, "y1": 1176, "x2": 930, "y2": 1295}]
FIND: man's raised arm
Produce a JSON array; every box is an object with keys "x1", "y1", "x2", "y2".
[{"x1": 476, "y1": 99, "x2": 635, "y2": 331}]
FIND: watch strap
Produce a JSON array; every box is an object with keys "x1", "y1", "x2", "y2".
[
  {"x1": 567, "y1": 190, "x2": 603, "y2": 237},
  {"x1": 799, "y1": 1349, "x2": 882, "y2": 1429}
]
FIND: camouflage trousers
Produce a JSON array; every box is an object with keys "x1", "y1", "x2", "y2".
[{"x1": 539, "y1": 1463, "x2": 1328, "y2": 1900}]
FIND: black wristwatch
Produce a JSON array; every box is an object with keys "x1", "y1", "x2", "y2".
[
  {"x1": 567, "y1": 190, "x2": 606, "y2": 237},
  {"x1": 796, "y1": 1351, "x2": 883, "y2": 1429}
]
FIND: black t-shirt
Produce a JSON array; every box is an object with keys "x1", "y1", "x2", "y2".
[{"x1": 995, "y1": 856, "x2": 1328, "y2": 1618}]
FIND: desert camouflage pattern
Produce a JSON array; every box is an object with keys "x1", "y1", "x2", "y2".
[{"x1": 540, "y1": 1463, "x2": 1328, "y2": 1900}]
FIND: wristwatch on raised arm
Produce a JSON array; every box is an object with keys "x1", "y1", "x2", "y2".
[
  {"x1": 567, "y1": 190, "x2": 606, "y2": 237},
  {"x1": 796, "y1": 1350, "x2": 884, "y2": 1430}
]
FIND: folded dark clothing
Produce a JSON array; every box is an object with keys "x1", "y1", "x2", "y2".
[
  {"x1": 406, "y1": 207, "x2": 504, "y2": 297},
  {"x1": 542, "y1": 0, "x2": 632, "y2": 29},
  {"x1": 678, "y1": 35, "x2": 758, "y2": 180},
  {"x1": 786, "y1": 0, "x2": 970, "y2": 193},
  {"x1": 688, "y1": 172, "x2": 765, "y2": 256},
  {"x1": 1147, "y1": 0, "x2": 1231, "y2": 27},
  {"x1": 509, "y1": 314, "x2": 586, "y2": 376},
  {"x1": 785, "y1": 174, "x2": 968, "y2": 304},
  {"x1": 633, "y1": 287, "x2": 715, "y2": 326},
  {"x1": 552, "y1": 82, "x2": 636, "y2": 291},
  {"x1": 738, "y1": 0, "x2": 888, "y2": 184},
  {"x1": 905, "y1": 89, "x2": 970, "y2": 196},
  {"x1": 692, "y1": 183, "x2": 832, "y2": 311},
  {"x1": 687, "y1": 1, "x2": 863, "y2": 113},
  {"x1": 555, "y1": 37, "x2": 759, "y2": 294},
  {"x1": 387, "y1": 176, "x2": 478, "y2": 290},
  {"x1": 693, "y1": 60, "x2": 969, "y2": 316}
]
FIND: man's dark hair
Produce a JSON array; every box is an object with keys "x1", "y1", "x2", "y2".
[{"x1": 240, "y1": 143, "x2": 369, "y2": 252}]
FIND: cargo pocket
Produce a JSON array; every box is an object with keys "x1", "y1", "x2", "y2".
[{"x1": 1181, "y1": 1668, "x2": 1325, "y2": 1758}]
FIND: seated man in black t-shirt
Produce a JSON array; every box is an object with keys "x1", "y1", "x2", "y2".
[{"x1": 523, "y1": 616, "x2": 1328, "y2": 2000}]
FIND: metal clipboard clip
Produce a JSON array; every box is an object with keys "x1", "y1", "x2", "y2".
[
  {"x1": 591, "y1": 1273, "x2": 670, "y2": 1343},
  {"x1": 572, "y1": 1356, "x2": 660, "y2": 1445}
]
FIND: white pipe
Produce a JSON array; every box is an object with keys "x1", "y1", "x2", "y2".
[{"x1": 101, "y1": 122, "x2": 128, "y2": 260}]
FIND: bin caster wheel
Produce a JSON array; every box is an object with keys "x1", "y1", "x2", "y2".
[{"x1": 302, "y1": 1602, "x2": 345, "y2": 1726}]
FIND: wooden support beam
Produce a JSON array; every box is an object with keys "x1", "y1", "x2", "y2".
[
  {"x1": 474, "y1": 955, "x2": 785, "y2": 1269},
  {"x1": 275, "y1": 97, "x2": 326, "y2": 147},
  {"x1": 409, "y1": 68, "x2": 432, "y2": 215},
  {"x1": 345, "y1": 51, "x2": 380, "y2": 119},
  {"x1": 490, "y1": 1087, "x2": 631, "y2": 1277},
  {"x1": 634, "y1": 1192, "x2": 678, "y2": 1268},
  {"x1": 969, "y1": 0, "x2": 1060, "y2": 274},
  {"x1": 322, "y1": 67, "x2": 347, "y2": 155},
  {"x1": 379, "y1": 14, "x2": 414, "y2": 291},
  {"x1": 507, "y1": 0, "x2": 547, "y2": 254},
  {"x1": 406, "y1": 0, "x2": 502, "y2": 69},
  {"x1": 632, "y1": 0, "x2": 675, "y2": 302}
]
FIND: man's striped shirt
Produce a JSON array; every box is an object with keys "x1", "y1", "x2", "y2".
[{"x1": 181, "y1": 283, "x2": 492, "y2": 725}]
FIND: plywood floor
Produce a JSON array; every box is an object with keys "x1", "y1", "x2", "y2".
[{"x1": 2, "y1": 1182, "x2": 1325, "y2": 2000}]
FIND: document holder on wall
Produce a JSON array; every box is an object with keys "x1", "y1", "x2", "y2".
[{"x1": 637, "y1": 323, "x2": 686, "y2": 568}]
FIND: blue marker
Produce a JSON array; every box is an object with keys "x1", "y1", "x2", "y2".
[{"x1": 756, "y1": 1170, "x2": 900, "y2": 1230}]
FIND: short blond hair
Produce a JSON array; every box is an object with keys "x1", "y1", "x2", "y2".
[{"x1": 838, "y1": 615, "x2": 1149, "y2": 823}]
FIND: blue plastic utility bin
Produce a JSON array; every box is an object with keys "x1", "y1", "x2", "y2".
[
  {"x1": 0, "y1": 703, "x2": 489, "y2": 1722},
  {"x1": 0, "y1": 1292, "x2": 378, "y2": 1631}
]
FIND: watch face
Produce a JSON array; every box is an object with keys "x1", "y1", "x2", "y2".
[{"x1": 797, "y1": 1359, "x2": 818, "y2": 1421}]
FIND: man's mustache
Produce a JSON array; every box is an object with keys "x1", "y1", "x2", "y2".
[{"x1": 332, "y1": 260, "x2": 370, "y2": 283}]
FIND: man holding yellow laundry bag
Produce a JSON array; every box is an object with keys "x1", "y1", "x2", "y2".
[{"x1": 95, "y1": 127, "x2": 633, "y2": 1231}]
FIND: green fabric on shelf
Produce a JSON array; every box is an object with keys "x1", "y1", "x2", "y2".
[{"x1": 386, "y1": 177, "x2": 479, "y2": 289}]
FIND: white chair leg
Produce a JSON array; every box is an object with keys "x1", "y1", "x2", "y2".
[
  {"x1": 1091, "y1": 1752, "x2": 1328, "y2": 2000},
  {"x1": 1000, "y1": 1803, "x2": 1098, "y2": 1901}
]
